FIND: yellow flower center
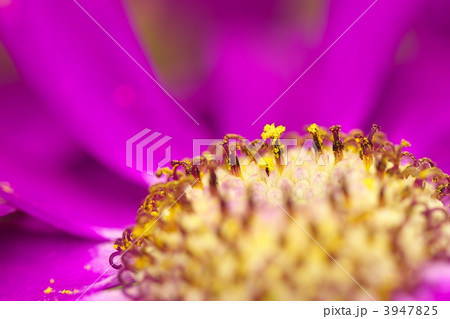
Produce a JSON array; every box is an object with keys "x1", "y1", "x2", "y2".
[{"x1": 111, "y1": 124, "x2": 450, "y2": 300}]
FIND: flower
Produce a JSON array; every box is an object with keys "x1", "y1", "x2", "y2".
[
  {"x1": 0, "y1": 0, "x2": 450, "y2": 300},
  {"x1": 109, "y1": 124, "x2": 450, "y2": 300}
]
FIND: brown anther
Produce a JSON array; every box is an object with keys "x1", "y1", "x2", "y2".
[
  {"x1": 227, "y1": 156, "x2": 242, "y2": 177},
  {"x1": 419, "y1": 158, "x2": 436, "y2": 168},
  {"x1": 155, "y1": 167, "x2": 173, "y2": 181},
  {"x1": 191, "y1": 165, "x2": 201, "y2": 179},
  {"x1": 222, "y1": 140, "x2": 242, "y2": 178},
  {"x1": 435, "y1": 184, "x2": 449, "y2": 200},
  {"x1": 208, "y1": 168, "x2": 219, "y2": 197},
  {"x1": 171, "y1": 160, "x2": 193, "y2": 177},
  {"x1": 330, "y1": 125, "x2": 344, "y2": 164},
  {"x1": 367, "y1": 124, "x2": 381, "y2": 144},
  {"x1": 360, "y1": 137, "x2": 374, "y2": 171},
  {"x1": 307, "y1": 124, "x2": 323, "y2": 153},
  {"x1": 445, "y1": 174, "x2": 450, "y2": 184},
  {"x1": 353, "y1": 133, "x2": 363, "y2": 141},
  {"x1": 401, "y1": 152, "x2": 418, "y2": 167}
]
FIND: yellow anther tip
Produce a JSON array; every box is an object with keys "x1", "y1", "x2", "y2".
[
  {"x1": 401, "y1": 139, "x2": 411, "y2": 148},
  {"x1": 261, "y1": 123, "x2": 286, "y2": 140},
  {"x1": 258, "y1": 156, "x2": 275, "y2": 172},
  {"x1": 307, "y1": 123, "x2": 319, "y2": 134}
]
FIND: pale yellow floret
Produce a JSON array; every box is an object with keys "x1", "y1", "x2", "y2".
[{"x1": 363, "y1": 177, "x2": 375, "y2": 190}]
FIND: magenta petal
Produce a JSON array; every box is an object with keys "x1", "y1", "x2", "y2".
[
  {"x1": 369, "y1": 2, "x2": 450, "y2": 173},
  {"x1": 79, "y1": 287, "x2": 128, "y2": 301},
  {"x1": 0, "y1": 0, "x2": 210, "y2": 185},
  {"x1": 394, "y1": 261, "x2": 450, "y2": 301},
  {"x1": 276, "y1": 0, "x2": 423, "y2": 129},
  {"x1": 0, "y1": 81, "x2": 145, "y2": 239},
  {"x1": 186, "y1": 0, "x2": 423, "y2": 138},
  {"x1": 0, "y1": 213, "x2": 118, "y2": 301},
  {"x1": 417, "y1": 262, "x2": 450, "y2": 301},
  {"x1": 0, "y1": 201, "x2": 15, "y2": 217}
]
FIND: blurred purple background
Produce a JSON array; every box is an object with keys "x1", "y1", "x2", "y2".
[{"x1": 0, "y1": 0, "x2": 449, "y2": 300}]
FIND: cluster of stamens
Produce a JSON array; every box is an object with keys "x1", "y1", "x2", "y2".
[{"x1": 110, "y1": 124, "x2": 450, "y2": 300}]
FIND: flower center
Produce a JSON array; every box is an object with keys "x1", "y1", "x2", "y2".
[{"x1": 111, "y1": 124, "x2": 450, "y2": 300}]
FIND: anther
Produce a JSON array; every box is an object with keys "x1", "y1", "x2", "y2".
[
  {"x1": 360, "y1": 137, "x2": 374, "y2": 171},
  {"x1": 330, "y1": 125, "x2": 344, "y2": 164},
  {"x1": 222, "y1": 140, "x2": 242, "y2": 178},
  {"x1": 367, "y1": 124, "x2": 381, "y2": 144},
  {"x1": 307, "y1": 123, "x2": 323, "y2": 153}
]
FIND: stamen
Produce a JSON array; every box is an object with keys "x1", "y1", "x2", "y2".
[
  {"x1": 435, "y1": 184, "x2": 449, "y2": 200},
  {"x1": 222, "y1": 139, "x2": 242, "y2": 178},
  {"x1": 367, "y1": 124, "x2": 381, "y2": 144},
  {"x1": 401, "y1": 151, "x2": 418, "y2": 167},
  {"x1": 307, "y1": 123, "x2": 323, "y2": 153},
  {"x1": 261, "y1": 124, "x2": 286, "y2": 171},
  {"x1": 329, "y1": 125, "x2": 344, "y2": 164},
  {"x1": 419, "y1": 158, "x2": 436, "y2": 168},
  {"x1": 360, "y1": 137, "x2": 373, "y2": 171}
]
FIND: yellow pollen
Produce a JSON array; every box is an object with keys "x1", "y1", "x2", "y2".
[
  {"x1": 60, "y1": 289, "x2": 79, "y2": 295},
  {"x1": 43, "y1": 287, "x2": 53, "y2": 294},
  {"x1": 401, "y1": 139, "x2": 411, "y2": 148},
  {"x1": 258, "y1": 156, "x2": 275, "y2": 172},
  {"x1": 261, "y1": 123, "x2": 286, "y2": 140},
  {"x1": 307, "y1": 123, "x2": 319, "y2": 134},
  {"x1": 307, "y1": 123, "x2": 323, "y2": 151}
]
